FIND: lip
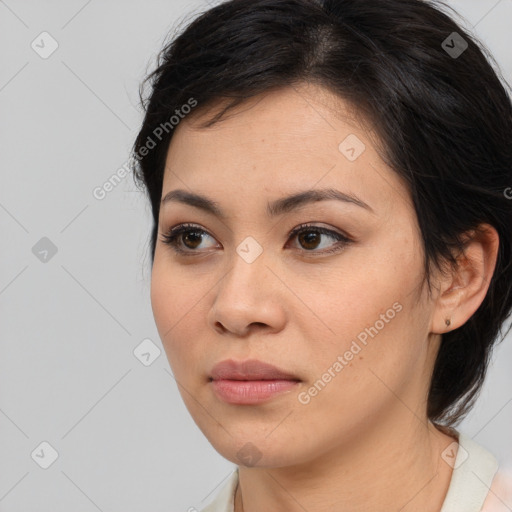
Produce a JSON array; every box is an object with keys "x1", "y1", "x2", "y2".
[
  {"x1": 210, "y1": 359, "x2": 300, "y2": 381},
  {"x1": 209, "y1": 359, "x2": 301, "y2": 405}
]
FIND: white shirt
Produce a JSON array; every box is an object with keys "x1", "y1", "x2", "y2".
[{"x1": 199, "y1": 431, "x2": 509, "y2": 512}]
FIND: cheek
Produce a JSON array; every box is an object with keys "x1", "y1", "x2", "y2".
[
  {"x1": 150, "y1": 260, "x2": 206, "y2": 371},
  {"x1": 304, "y1": 244, "x2": 417, "y2": 342},
  {"x1": 293, "y1": 303, "x2": 421, "y2": 444},
  {"x1": 150, "y1": 263, "x2": 176, "y2": 339},
  {"x1": 297, "y1": 238, "x2": 425, "y2": 390}
]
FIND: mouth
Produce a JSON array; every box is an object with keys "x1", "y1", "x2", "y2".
[
  {"x1": 209, "y1": 359, "x2": 301, "y2": 404},
  {"x1": 209, "y1": 378, "x2": 300, "y2": 404},
  {"x1": 209, "y1": 358, "x2": 301, "y2": 381}
]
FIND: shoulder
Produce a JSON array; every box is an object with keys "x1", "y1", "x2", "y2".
[
  {"x1": 440, "y1": 430, "x2": 500, "y2": 512},
  {"x1": 440, "y1": 430, "x2": 512, "y2": 512},
  {"x1": 198, "y1": 468, "x2": 239, "y2": 512},
  {"x1": 482, "y1": 466, "x2": 512, "y2": 511}
]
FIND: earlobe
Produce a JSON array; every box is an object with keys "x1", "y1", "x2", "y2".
[{"x1": 431, "y1": 224, "x2": 499, "y2": 334}]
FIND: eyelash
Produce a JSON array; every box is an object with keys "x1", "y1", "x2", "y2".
[{"x1": 159, "y1": 222, "x2": 352, "y2": 257}]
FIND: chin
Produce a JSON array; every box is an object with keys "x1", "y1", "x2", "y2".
[{"x1": 205, "y1": 432, "x2": 309, "y2": 469}]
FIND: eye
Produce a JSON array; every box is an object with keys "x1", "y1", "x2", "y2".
[
  {"x1": 160, "y1": 223, "x2": 218, "y2": 255},
  {"x1": 286, "y1": 223, "x2": 352, "y2": 255},
  {"x1": 160, "y1": 222, "x2": 352, "y2": 256}
]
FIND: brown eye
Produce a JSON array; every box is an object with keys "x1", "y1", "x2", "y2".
[
  {"x1": 181, "y1": 230, "x2": 204, "y2": 249},
  {"x1": 288, "y1": 224, "x2": 352, "y2": 255},
  {"x1": 160, "y1": 222, "x2": 352, "y2": 257},
  {"x1": 160, "y1": 223, "x2": 218, "y2": 254},
  {"x1": 297, "y1": 230, "x2": 322, "y2": 250}
]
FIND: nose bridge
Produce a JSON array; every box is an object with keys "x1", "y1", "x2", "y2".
[
  {"x1": 221, "y1": 235, "x2": 270, "y2": 299},
  {"x1": 209, "y1": 235, "x2": 285, "y2": 334}
]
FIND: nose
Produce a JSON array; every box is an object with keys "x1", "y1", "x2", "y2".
[{"x1": 207, "y1": 245, "x2": 287, "y2": 337}]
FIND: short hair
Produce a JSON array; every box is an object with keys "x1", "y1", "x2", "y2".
[{"x1": 131, "y1": 0, "x2": 512, "y2": 426}]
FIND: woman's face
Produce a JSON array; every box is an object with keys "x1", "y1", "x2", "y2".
[{"x1": 151, "y1": 83, "x2": 442, "y2": 468}]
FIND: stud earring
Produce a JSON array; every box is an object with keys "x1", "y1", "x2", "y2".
[{"x1": 445, "y1": 318, "x2": 451, "y2": 327}]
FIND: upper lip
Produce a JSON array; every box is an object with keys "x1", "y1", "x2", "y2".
[{"x1": 210, "y1": 359, "x2": 300, "y2": 381}]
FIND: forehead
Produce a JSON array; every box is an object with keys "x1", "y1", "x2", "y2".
[
  {"x1": 171, "y1": 84, "x2": 364, "y2": 157},
  {"x1": 162, "y1": 84, "x2": 412, "y2": 217}
]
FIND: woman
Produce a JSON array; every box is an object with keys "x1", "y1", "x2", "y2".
[{"x1": 131, "y1": 0, "x2": 512, "y2": 510}]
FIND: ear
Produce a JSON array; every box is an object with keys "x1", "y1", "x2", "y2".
[{"x1": 431, "y1": 224, "x2": 500, "y2": 334}]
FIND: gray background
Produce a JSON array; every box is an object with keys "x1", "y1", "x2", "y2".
[{"x1": 0, "y1": 1, "x2": 511, "y2": 511}]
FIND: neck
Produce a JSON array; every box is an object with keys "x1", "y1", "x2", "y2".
[{"x1": 234, "y1": 416, "x2": 457, "y2": 512}]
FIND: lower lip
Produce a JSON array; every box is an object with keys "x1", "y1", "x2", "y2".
[{"x1": 211, "y1": 379, "x2": 300, "y2": 404}]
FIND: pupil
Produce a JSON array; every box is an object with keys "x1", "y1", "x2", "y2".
[
  {"x1": 300, "y1": 231, "x2": 319, "y2": 250},
  {"x1": 184, "y1": 232, "x2": 202, "y2": 248}
]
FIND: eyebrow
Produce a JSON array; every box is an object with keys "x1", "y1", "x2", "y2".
[{"x1": 160, "y1": 188, "x2": 375, "y2": 218}]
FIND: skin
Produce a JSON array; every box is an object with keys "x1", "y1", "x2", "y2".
[{"x1": 150, "y1": 83, "x2": 499, "y2": 512}]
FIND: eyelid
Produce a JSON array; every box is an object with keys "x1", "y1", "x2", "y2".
[
  {"x1": 160, "y1": 221, "x2": 353, "y2": 256},
  {"x1": 286, "y1": 223, "x2": 352, "y2": 255},
  {"x1": 160, "y1": 223, "x2": 219, "y2": 253}
]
